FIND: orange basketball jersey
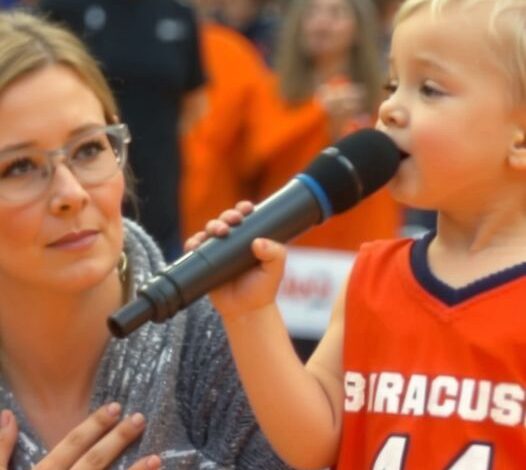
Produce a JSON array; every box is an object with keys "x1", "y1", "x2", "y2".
[{"x1": 338, "y1": 234, "x2": 526, "y2": 469}]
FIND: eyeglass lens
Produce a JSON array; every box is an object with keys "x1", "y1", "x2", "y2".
[{"x1": 0, "y1": 125, "x2": 128, "y2": 203}]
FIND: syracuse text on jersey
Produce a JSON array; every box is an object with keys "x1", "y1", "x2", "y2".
[{"x1": 344, "y1": 371, "x2": 525, "y2": 427}]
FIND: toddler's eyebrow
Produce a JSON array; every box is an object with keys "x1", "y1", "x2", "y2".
[
  {"x1": 388, "y1": 54, "x2": 452, "y2": 74},
  {"x1": 413, "y1": 54, "x2": 452, "y2": 73}
]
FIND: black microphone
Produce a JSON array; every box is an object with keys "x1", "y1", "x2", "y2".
[{"x1": 108, "y1": 129, "x2": 400, "y2": 338}]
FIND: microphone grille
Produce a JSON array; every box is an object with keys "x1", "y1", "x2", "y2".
[{"x1": 303, "y1": 129, "x2": 400, "y2": 214}]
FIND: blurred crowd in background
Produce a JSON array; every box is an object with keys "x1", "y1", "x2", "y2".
[{"x1": 0, "y1": 0, "x2": 435, "y2": 357}]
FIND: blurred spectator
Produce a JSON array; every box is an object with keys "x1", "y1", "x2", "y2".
[
  {"x1": 371, "y1": 0, "x2": 402, "y2": 71},
  {"x1": 39, "y1": 0, "x2": 206, "y2": 260},
  {"x1": 0, "y1": 0, "x2": 37, "y2": 9},
  {"x1": 192, "y1": 0, "x2": 223, "y2": 20},
  {"x1": 180, "y1": 6, "x2": 273, "y2": 238},
  {"x1": 218, "y1": 0, "x2": 280, "y2": 66},
  {"x1": 255, "y1": 0, "x2": 401, "y2": 252}
]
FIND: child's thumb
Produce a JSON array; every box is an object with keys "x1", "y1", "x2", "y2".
[{"x1": 252, "y1": 238, "x2": 286, "y2": 264}]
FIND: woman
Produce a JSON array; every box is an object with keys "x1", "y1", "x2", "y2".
[
  {"x1": 39, "y1": 0, "x2": 207, "y2": 261},
  {"x1": 276, "y1": 0, "x2": 381, "y2": 133},
  {"x1": 0, "y1": 10, "x2": 291, "y2": 470}
]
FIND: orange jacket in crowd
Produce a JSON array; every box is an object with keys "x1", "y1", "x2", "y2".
[{"x1": 180, "y1": 22, "x2": 272, "y2": 239}]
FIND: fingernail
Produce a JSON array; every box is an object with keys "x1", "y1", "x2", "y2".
[
  {"x1": 1, "y1": 410, "x2": 10, "y2": 427},
  {"x1": 106, "y1": 402, "x2": 121, "y2": 417},
  {"x1": 131, "y1": 412, "x2": 145, "y2": 428},
  {"x1": 146, "y1": 455, "x2": 161, "y2": 469}
]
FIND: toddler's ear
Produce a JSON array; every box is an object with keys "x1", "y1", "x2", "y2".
[{"x1": 508, "y1": 129, "x2": 526, "y2": 170}]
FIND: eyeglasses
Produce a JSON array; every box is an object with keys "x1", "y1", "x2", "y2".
[{"x1": 0, "y1": 123, "x2": 131, "y2": 203}]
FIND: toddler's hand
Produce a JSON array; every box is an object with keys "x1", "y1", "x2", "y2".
[
  {"x1": 184, "y1": 200, "x2": 254, "y2": 252},
  {"x1": 183, "y1": 201, "x2": 288, "y2": 319}
]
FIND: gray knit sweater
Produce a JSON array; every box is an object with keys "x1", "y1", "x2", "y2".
[{"x1": 0, "y1": 219, "x2": 292, "y2": 469}]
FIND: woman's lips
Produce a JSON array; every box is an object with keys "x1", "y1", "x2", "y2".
[{"x1": 48, "y1": 230, "x2": 99, "y2": 249}]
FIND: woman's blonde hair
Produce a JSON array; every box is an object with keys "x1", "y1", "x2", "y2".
[
  {"x1": 0, "y1": 10, "x2": 138, "y2": 205},
  {"x1": 0, "y1": 10, "x2": 118, "y2": 122},
  {"x1": 395, "y1": 0, "x2": 526, "y2": 104},
  {"x1": 275, "y1": 0, "x2": 382, "y2": 113}
]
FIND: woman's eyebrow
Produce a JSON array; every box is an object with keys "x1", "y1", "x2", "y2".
[
  {"x1": 0, "y1": 141, "x2": 35, "y2": 154},
  {"x1": 0, "y1": 123, "x2": 106, "y2": 154},
  {"x1": 67, "y1": 122, "x2": 104, "y2": 138}
]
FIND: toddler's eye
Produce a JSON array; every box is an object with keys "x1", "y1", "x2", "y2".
[
  {"x1": 420, "y1": 82, "x2": 445, "y2": 98},
  {"x1": 382, "y1": 80, "x2": 398, "y2": 95}
]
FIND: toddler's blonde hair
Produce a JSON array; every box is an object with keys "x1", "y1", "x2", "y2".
[{"x1": 395, "y1": 0, "x2": 526, "y2": 103}]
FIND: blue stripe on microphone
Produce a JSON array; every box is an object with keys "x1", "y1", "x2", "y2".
[{"x1": 295, "y1": 173, "x2": 333, "y2": 220}]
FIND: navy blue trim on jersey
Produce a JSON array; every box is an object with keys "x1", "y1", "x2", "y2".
[{"x1": 410, "y1": 231, "x2": 526, "y2": 306}]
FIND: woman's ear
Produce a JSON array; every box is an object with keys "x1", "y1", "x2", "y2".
[{"x1": 508, "y1": 129, "x2": 526, "y2": 170}]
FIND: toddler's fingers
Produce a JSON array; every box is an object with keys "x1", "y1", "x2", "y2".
[
  {"x1": 218, "y1": 208, "x2": 245, "y2": 225},
  {"x1": 235, "y1": 200, "x2": 255, "y2": 215},
  {"x1": 185, "y1": 202, "x2": 256, "y2": 252},
  {"x1": 184, "y1": 231, "x2": 207, "y2": 252},
  {"x1": 205, "y1": 219, "x2": 230, "y2": 237}
]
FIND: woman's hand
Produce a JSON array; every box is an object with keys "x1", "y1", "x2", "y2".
[
  {"x1": 316, "y1": 78, "x2": 367, "y2": 137},
  {"x1": 184, "y1": 201, "x2": 288, "y2": 319},
  {"x1": 0, "y1": 404, "x2": 161, "y2": 470},
  {"x1": 317, "y1": 80, "x2": 365, "y2": 118}
]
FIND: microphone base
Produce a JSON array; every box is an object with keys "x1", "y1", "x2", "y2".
[{"x1": 108, "y1": 296, "x2": 155, "y2": 338}]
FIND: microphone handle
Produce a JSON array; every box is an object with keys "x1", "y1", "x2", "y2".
[{"x1": 108, "y1": 179, "x2": 322, "y2": 337}]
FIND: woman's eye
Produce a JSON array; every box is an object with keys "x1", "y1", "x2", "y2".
[
  {"x1": 72, "y1": 140, "x2": 106, "y2": 163},
  {"x1": 0, "y1": 157, "x2": 39, "y2": 179}
]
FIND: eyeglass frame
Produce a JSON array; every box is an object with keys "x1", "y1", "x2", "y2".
[{"x1": 0, "y1": 123, "x2": 131, "y2": 203}]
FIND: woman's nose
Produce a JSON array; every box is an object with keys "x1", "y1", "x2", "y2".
[{"x1": 48, "y1": 164, "x2": 89, "y2": 215}]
